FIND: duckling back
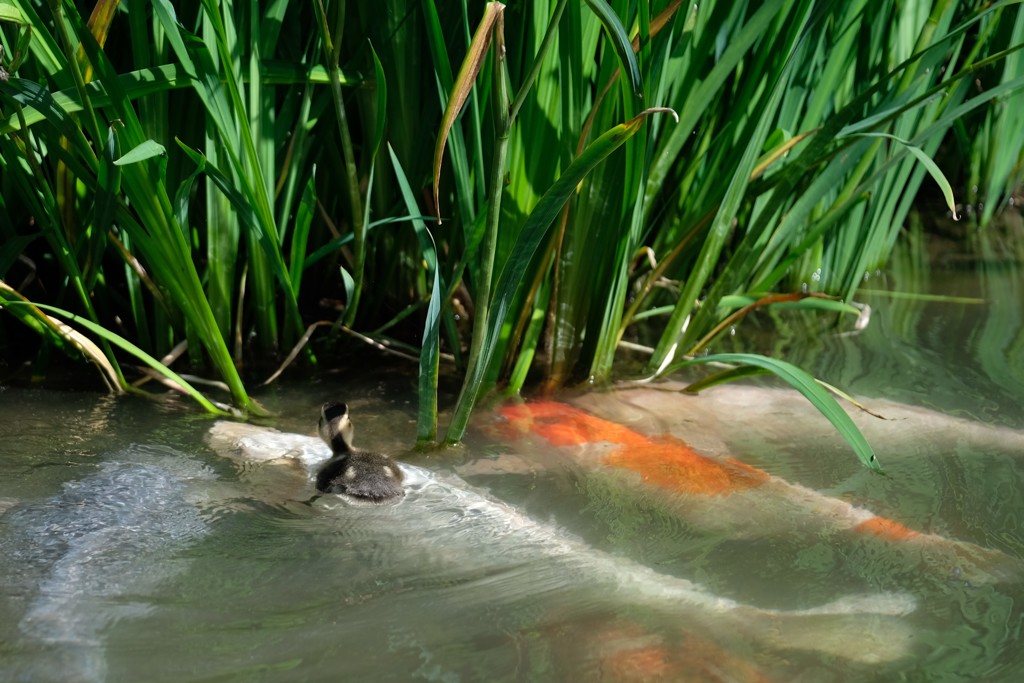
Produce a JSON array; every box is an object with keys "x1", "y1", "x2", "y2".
[
  {"x1": 316, "y1": 450, "x2": 405, "y2": 501},
  {"x1": 316, "y1": 402, "x2": 405, "y2": 502}
]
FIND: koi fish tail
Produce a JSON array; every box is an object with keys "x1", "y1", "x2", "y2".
[{"x1": 751, "y1": 609, "x2": 918, "y2": 664}]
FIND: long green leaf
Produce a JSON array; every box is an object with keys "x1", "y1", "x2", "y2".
[
  {"x1": 342, "y1": 42, "x2": 388, "y2": 327},
  {"x1": 648, "y1": 2, "x2": 815, "y2": 371},
  {"x1": 389, "y1": 143, "x2": 442, "y2": 444},
  {"x1": 847, "y1": 132, "x2": 958, "y2": 218},
  {"x1": 445, "y1": 108, "x2": 673, "y2": 443},
  {"x1": 289, "y1": 171, "x2": 317, "y2": 295},
  {"x1": 583, "y1": 0, "x2": 643, "y2": 102},
  {"x1": 671, "y1": 352, "x2": 880, "y2": 471},
  {"x1": 3, "y1": 302, "x2": 231, "y2": 416},
  {"x1": 0, "y1": 62, "x2": 358, "y2": 136},
  {"x1": 177, "y1": 140, "x2": 303, "y2": 339},
  {"x1": 92, "y1": 125, "x2": 122, "y2": 291},
  {"x1": 432, "y1": 1, "x2": 504, "y2": 222},
  {"x1": 114, "y1": 139, "x2": 167, "y2": 165}
]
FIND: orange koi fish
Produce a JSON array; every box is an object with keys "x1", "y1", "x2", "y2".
[
  {"x1": 495, "y1": 400, "x2": 1016, "y2": 582},
  {"x1": 550, "y1": 615, "x2": 778, "y2": 683}
]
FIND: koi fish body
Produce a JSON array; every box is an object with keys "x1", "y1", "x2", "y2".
[{"x1": 494, "y1": 391, "x2": 1019, "y2": 585}]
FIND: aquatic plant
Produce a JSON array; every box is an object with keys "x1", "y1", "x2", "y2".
[
  {"x1": 1, "y1": 2, "x2": 1022, "y2": 462},
  {"x1": 418, "y1": 0, "x2": 1023, "y2": 455}
]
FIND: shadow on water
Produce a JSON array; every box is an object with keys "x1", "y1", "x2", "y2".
[{"x1": 1, "y1": 232, "x2": 1023, "y2": 681}]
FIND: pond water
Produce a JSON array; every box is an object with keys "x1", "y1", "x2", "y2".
[{"x1": 1, "y1": 236, "x2": 1023, "y2": 682}]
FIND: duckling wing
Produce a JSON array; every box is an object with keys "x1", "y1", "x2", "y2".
[{"x1": 319, "y1": 451, "x2": 405, "y2": 501}]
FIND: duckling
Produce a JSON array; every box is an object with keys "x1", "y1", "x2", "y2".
[{"x1": 315, "y1": 402, "x2": 405, "y2": 501}]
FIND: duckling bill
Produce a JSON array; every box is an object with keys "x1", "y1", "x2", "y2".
[{"x1": 316, "y1": 402, "x2": 405, "y2": 502}]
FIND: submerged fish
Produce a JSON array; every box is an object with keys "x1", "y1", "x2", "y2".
[
  {"x1": 0, "y1": 416, "x2": 929, "y2": 682},
  {"x1": 0, "y1": 446, "x2": 216, "y2": 683},
  {"x1": 207, "y1": 420, "x2": 920, "y2": 666},
  {"x1": 493, "y1": 397, "x2": 1021, "y2": 585}
]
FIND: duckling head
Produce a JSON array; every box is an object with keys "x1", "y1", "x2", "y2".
[{"x1": 318, "y1": 402, "x2": 355, "y2": 454}]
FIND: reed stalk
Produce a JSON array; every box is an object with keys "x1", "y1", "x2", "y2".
[{"x1": 0, "y1": 1, "x2": 1021, "y2": 452}]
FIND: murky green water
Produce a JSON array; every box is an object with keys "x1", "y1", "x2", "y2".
[{"x1": 1, "y1": 239, "x2": 1023, "y2": 682}]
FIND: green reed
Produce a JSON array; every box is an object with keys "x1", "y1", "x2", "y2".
[
  {"x1": 0, "y1": 1, "x2": 368, "y2": 413},
  {"x1": 419, "y1": 0, "x2": 1023, "y2": 457},
  {"x1": 1, "y1": 1, "x2": 1022, "y2": 463}
]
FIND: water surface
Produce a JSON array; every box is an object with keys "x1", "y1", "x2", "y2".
[{"x1": 1, "y1": 240, "x2": 1023, "y2": 682}]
